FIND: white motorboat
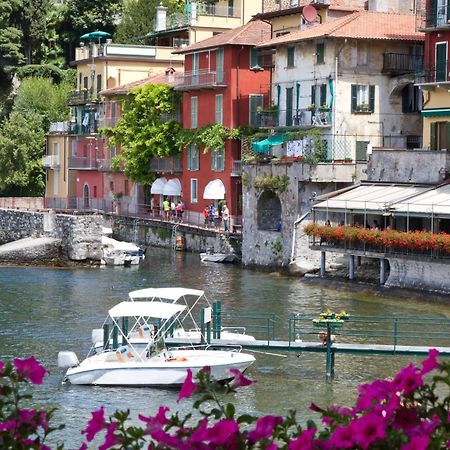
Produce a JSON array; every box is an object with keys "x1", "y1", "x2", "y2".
[
  {"x1": 200, "y1": 249, "x2": 239, "y2": 263},
  {"x1": 102, "y1": 236, "x2": 145, "y2": 266},
  {"x1": 59, "y1": 301, "x2": 255, "y2": 386},
  {"x1": 92, "y1": 288, "x2": 256, "y2": 353}
]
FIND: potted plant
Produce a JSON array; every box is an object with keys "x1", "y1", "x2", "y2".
[
  {"x1": 307, "y1": 103, "x2": 315, "y2": 111},
  {"x1": 319, "y1": 104, "x2": 330, "y2": 112},
  {"x1": 356, "y1": 102, "x2": 370, "y2": 112}
]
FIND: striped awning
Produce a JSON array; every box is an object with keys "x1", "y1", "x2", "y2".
[{"x1": 421, "y1": 108, "x2": 450, "y2": 118}]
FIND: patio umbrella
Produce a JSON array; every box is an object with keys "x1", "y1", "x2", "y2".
[{"x1": 80, "y1": 30, "x2": 111, "y2": 41}]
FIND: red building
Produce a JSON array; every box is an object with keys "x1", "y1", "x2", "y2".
[{"x1": 169, "y1": 20, "x2": 271, "y2": 226}]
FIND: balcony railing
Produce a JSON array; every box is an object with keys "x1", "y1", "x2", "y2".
[
  {"x1": 382, "y1": 53, "x2": 423, "y2": 76},
  {"x1": 97, "y1": 117, "x2": 120, "y2": 129},
  {"x1": 198, "y1": 4, "x2": 240, "y2": 17},
  {"x1": 68, "y1": 90, "x2": 100, "y2": 105},
  {"x1": 262, "y1": 0, "x2": 330, "y2": 13},
  {"x1": 97, "y1": 159, "x2": 113, "y2": 172},
  {"x1": 257, "y1": 108, "x2": 332, "y2": 128},
  {"x1": 149, "y1": 156, "x2": 182, "y2": 173},
  {"x1": 42, "y1": 155, "x2": 60, "y2": 169},
  {"x1": 173, "y1": 70, "x2": 227, "y2": 91},
  {"x1": 49, "y1": 122, "x2": 70, "y2": 134},
  {"x1": 69, "y1": 120, "x2": 99, "y2": 135},
  {"x1": 231, "y1": 160, "x2": 242, "y2": 176},
  {"x1": 418, "y1": 6, "x2": 450, "y2": 29},
  {"x1": 68, "y1": 157, "x2": 98, "y2": 170},
  {"x1": 416, "y1": 64, "x2": 450, "y2": 84}
]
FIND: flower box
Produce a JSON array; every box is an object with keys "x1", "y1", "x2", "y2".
[{"x1": 313, "y1": 319, "x2": 344, "y2": 328}]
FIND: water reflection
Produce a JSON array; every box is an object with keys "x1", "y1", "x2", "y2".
[{"x1": 0, "y1": 247, "x2": 448, "y2": 446}]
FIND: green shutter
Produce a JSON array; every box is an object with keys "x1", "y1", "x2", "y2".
[
  {"x1": 249, "y1": 95, "x2": 263, "y2": 127},
  {"x1": 430, "y1": 122, "x2": 438, "y2": 150},
  {"x1": 446, "y1": 122, "x2": 450, "y2": 150},
  {"x1": 216, "y1": 48, "x2": 224, "y2": 83},
  {"x1": 316, "y1": 43, "x2": 324, "y2": 64},
  {"x1": 355, "y1": 141, "x2": 369, "y2": 161},
  {"x1": 250, "y1": 48, "x2": 258, "y2": 68},
  {"x1": 369, "y1": 85, "x2": 375, "y2": 112},
  {"x1": 428, "y1": 0, "x2": 437, "y2": 26},
  {"x1": 436, "y1": 43, "x2": 447, "y2": 82},
  {"x1": 215, "y1": 94, "x2": 223, "y2": 124},
  {"x1": 320, "y1": 84, "x2": 327, "y2": 106},
  {"x1": 311, "y1": 85, "x2": 316, "y2": 107},
  {"x1": 351, "y1": 84, "x2": 357, "y2": 112},
  {"x1": 287, "y1": 47, "x2": 294, "y2": 67},
  {"x1": 286, "y1": 87, "x2": 293, "y2": 126}
]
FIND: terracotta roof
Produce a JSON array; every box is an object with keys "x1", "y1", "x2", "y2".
[
  {"x1": 173, "y1": 20, "x2": 271, "y2": 54},
  {"x1": 101, "y1": 69, "x2": 176, "y2": 96},
  {"x1": 258, "y1": 11, "x2": 424, "y2": 48}
]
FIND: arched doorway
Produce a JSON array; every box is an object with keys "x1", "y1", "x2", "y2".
[
  {"x1": 83, "y1": 184, "x2": 90, "y2": 209},
  {"x1": 257, "y1": 190, "x2": 281, "y2": 231}
]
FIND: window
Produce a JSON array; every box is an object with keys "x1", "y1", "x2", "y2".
[
  {"x1": 316, "y1": 43, "x2": 324, "y2": 64},
  {"x1": 96, "y1": 74, "x2": 102, "y2": 93},
  {"x1": 430, "y1": 121, "x2": 450, "y2": 150},
  {"x1": 436, "y1": 0, "x2": 449, "y2": 26},
  {"x1": 211, "y1": 148, "x2": 225, "y2": 171},
  {"x1": 110, "y1": 145, "x2": 116, "y2": 158},
  {"x1": 216, "y1": 48, "x2": 224, "y2": 83},
  {"x1": 249, "y1": 94, "x2": 264, "y2": 127},
  {"x1": 355, "y1": 141, "x2": 370, "y2": 161},
  {"x1": 191, "y1": 96, "x2": 198, "y2": 128},
  {"x1": 110, "y1": 102, "x2": 116, "y2": 119},
  {"x1": 83, "y1": 76, "x2": 88, "y2": 90},
  {"x1": 93, "y1": 186, "x2": 97, "y2": 198},
  {"x1": 78, "y1": 72, "x2": 82, "y2": 89},
  {"x1": 72, "y1": 139, "x2": 77, "y2": 157},
  {"x1": 319, "y1": 84, "x2": 327, "y2": 108},
  {"x1": 250, "y1": 48, "x2": 261, "y2": 69},
  {"x1": 311, "y1": 84, "x2": 316, "y2": 107},
  {"x1": 83, "y1": 143, "x2": 88, "y2": 157},
  {"x1": 190, "y1": 179, "x2": 198, "y2": 203},
  {"x1": 286, "y1": 87, "x2": 293, "y2": 127},
  {"x1": 192, "y1": 52, "x2": 199, "y2": 85},
  {"x1": 215, "y1": 94, "x2": 223, "y2": 124},
  {"x1": 351, "y1": 85, "x2": 375, "y2": 113},
  {"x1": 124, "y1": 180, "x2": 129, "y2": 196},
  {"x1": 187, "y1": 144, "x2": 199, "y2": 171},
  {"x1": 435, "y1": 42, "x2": 447, "y2": 82},
  {"x1": 110, "y1": 181, "x2": 114, "y2": 191},
  {"x1": 287, "y1": 47, "x2": 295, "y2": 68},
  {"x1": 402, "y1": 84, "x2": 422, "y2": 113}
]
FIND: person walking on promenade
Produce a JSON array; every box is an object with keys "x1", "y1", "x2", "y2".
[
  {"x1": 203, "y1": 205, "x2": 210, "y2": 228},
  {"x1": 162, "y1": 198, "x2": 170, "y2": 220},
  {"x1": 222, "y1": 202, "x2": 230, "y2": 233}
]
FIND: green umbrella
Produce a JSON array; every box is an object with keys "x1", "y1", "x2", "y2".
[{"x1": 80, "y1": 30, "x2": 111, "y2": 40}]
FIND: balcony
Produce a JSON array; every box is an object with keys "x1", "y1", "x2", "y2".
[
  {"x1": 382, "y1": 53, "x2": 423, "y2": 76},
  {"x1": 257, "y1": 108, "x2": 332, "y2": 128},
  {"x1": 68, "y1": 90, "x2": 100, "y2": 106},
  {"x1": 173, "y1": 70, "x2": 227, "y2": 91},
  {"x1": 97, "y1": 117, "x2": 120, "y2": 129},
  {"x1": 418, "y1": 7, "x2": 450, "y2": 30},
  {"x1": 49, "y1": 121, "x2": 70, "y2": 134},
  {"x1": 69, "y1": 120, "x2": 99, "y2": 135},
  {"x1": 68, "y1": 157, "x2": 98, "y2": 170},
  {"x1": 42, "y1": 155, "x2": 60, "y2": 169},
  {"x1": 416, "y1": 64, "x2": 450, "y2": 87},
  {"x1": 262, "y1": 0, "x2": 329, "y2": 14},
  {"x1": 149, "y1": 155, "x2": 182, "y2": 173},
  {"x1": 97, "y1": 159, "x2": 113, "y2": 172},
  {"x1": 231, "y1": 160, "x2": 242, "y2": 176}
]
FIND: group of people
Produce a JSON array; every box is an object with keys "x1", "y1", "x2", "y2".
[
  {"x1": 203, "y1": 202, "x2": 230, "y2": 233},
  {"x1": 161, "y1": 198, "x2": 185, "y2": 223}
]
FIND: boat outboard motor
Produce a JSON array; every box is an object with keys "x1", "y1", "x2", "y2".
[{"x1": 57, "y1": 351, "x2": 79, "y2": 369}]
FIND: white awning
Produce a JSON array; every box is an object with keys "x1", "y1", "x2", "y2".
[
  {"x1": 109, "y1": 301, "x2": 185, "y2": 319},
  {"x1": 150, "y1": 177, "x2": 167, "y2": 195},
  {"x1": 203, "y1": 179, "x2": 225, "y2": 200},
  {"x1": 313, "y1": 184, "x2": 430, "y2": 214},
  {"x1": 393, "y1": 184, "x2": 450, "y2": 218},
  {"x1": 129, "y1": 287, "x2": 205, "y2": 302},
  {"x1": 162, "y1": 178, "x2": 181, "y2": 196}
]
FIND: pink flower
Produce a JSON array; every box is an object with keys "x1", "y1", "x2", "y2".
[
  {"x1": 13, "y1": 356, "x2": 46, "y2": 384},
  {"x1": 78, "y1": 444, "x2": 88, "y2": 450},
  {"x1": 82, "y1": 406, "x2": 107, "y2": 441},
  {"x1": 139, "y1": 406, "x2": 169, "y2": 434},
  {"x1": 392, "y1": 407, "x2": 419, "y2": 432},
  {"x1": 393, "y1": 364, "x2": 423, "y2": 396},
  {"x1": 150, "y1": 428, "x2": 181, "y2": 447},
  {"x1": 401, "y1": 435, "x2": 430, "y2": 450},
  {"x1": 189, "y1": 418, "x2": 209, "y2": 444},
  {"x1": 448, "y1": 411, "x2": 450, "y2": 423},
  {"x1": 247, "y1": 415, "x2": 283, "y2": 443},
  {"x1": 352, "y1": 413, "x2": 387, "y2": 450},
  {"x1": 229, "y1": 368, "x2": 254, "y2": 389},
  {"x1": 177, "y1": 369, "x2": 196, "y2": 403},
  {"x1": 99, "y1": 422, "x2": 120, "y2": 450},
  {"x1": 208, "y1": 419, "x2": 239, "y2": 446},
  {"x1": 329, "y1": 425, "x2": 355, "y2": 448},
  {"x1": 0, "y1": 420, "x2": 16, "y2": 432},
  {"x1": 355, "y1": 379, "x2": 392, "y2": 412},
  {"x1": 288, "y1": 427, "x2": 317, "y2": 450},
  {"x1": 421, "y1": 349, "x2": 440, "y2": 375}
]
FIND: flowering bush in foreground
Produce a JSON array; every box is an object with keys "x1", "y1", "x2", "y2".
[{"x1": 2, "y1": 351, "x2": 450, "y2": 449}]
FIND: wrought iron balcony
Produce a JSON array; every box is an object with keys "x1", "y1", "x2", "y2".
[
  {"x1": 173, "y1": 70, "x2": 227, "y2": 91},
  {"x1": 149, "y1": 156, "x2": 182, "y2": 173},
  {"x1": 49, "y1": 121, "x2": 70, "y2": 134},
  {"x1": 382, "y1": 53, "x2": 423, "y2": 76},
  {"x1": 42, "y1": 155, "x2": 60, "y2": 169},
  {"x1": 257, "y1": 108, "x2": 332, "y2": 128},
  {"x1": 68, "y1": 90, "x2": 100, "y2": 105},
  {"x1": 418, "y1": 5, "x2": 450, "y2": 30},
  {"x1": 416, "y1": 64, "x2": 450, "y2": 85},
  {"x1": 69, "y1": 120, "x2": 99, "y2": 135},
  {"x1": 68, "y1": 157, "x2": 98, "y2": 170}
]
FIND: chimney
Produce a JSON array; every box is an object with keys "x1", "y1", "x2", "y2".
[{"x1": 155, "y1": 4, "x2": 168, "y2": 32}]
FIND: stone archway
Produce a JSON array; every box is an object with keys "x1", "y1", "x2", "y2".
[{"x1": 257, "y1": 190, "x2": 281, "y2": 231}]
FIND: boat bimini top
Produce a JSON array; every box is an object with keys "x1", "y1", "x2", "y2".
[
  {"x1": 128, "y1": 287, "x2": 205, "y2": 302},
  {"x1": 109, "y1": 301, "x2": 186, "y2": 319}
]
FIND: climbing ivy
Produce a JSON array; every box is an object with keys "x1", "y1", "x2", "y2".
[
  {"x1": 181, "y1": 124, "x2": 243, "y2": 152},
  {"x1": 253, "y1": 174, "x2": 289, "y2": 194}
]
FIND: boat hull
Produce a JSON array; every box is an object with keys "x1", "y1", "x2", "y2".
[
  {"x1": 200, "y1": 253, "x2": 238, "y2": 263},
  {"x1": 65, "y1": 350, "x2": 255, "y2": 386}
]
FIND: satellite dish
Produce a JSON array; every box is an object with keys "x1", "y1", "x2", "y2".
[{"x1": 302, "y1": 4, "x2": 318, "y2": 23}]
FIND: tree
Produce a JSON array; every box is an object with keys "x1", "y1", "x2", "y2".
[
  {"x1": 13, "y1": 76, "x2": 72, "y2": 129},
  {"x1": 109, "y1": 83, "x2": 183, "y2": 184},
  {"x1": 114, "y1": 0, "x2": 184, "y2": 44},
  {"x1": 0, "y1": 0, "x2": 24, "y2": 71},
  {"x1": 66, "y1": 0, "x2": 123, "y2": 35},
  {"x1": 0, "y1": 111, "x2": 46, "y2": 196},
  {"x1": 20, "y1": 0, "x2": 50, "y2": 64}
]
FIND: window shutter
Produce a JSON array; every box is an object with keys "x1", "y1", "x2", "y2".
[
  {"x1": 446, "y1": 122, "x2": 450, "y2": 150},
  {"x1": 250, "y1": 48, "x2": 258, "y2": 68},
  {"x1": 351, "y1": 84, "x2": 357, "y2": 112},
  {"x1": 428, "y1": 0, "x2": 437, "y2": 26},
  {"x1": 191, "y1": 97, "x2": 198, "y2": 128},
  {"x1": 447, "y1": 0, "x2": 450, "y2": 21},
  {"x1": 430, "y1": 122, "x2": 437, "y2": 150},
  {"x1": 402, "y1": 87, "x2": 410, "y2": 113},
  {"x1": 215, "y1": 94, "x2": 223, "y2": 124},
  {"x1": 369, "y1": 85, "x2": 375, "y2": 112},
  {"x1": 320, "y1": 84, "x2": 327, "y2": 106},
  {"x1": 316, "y1": 43, "x2": 324, "y2": 64},
  {"x1": 311, "y1": 85, "x2": 316, "y2": 106},
  {"x1": 355, "y1": 141, "x2": 369, "y2": 161},
  {"x1": 216, "y1": 48, "x2": 224, "y2": 83},
  {"x1": 249, "y1": 95, "x2": 263, "y2": 127}
]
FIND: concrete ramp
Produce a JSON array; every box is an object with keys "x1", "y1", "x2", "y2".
[{"x1": 0, "y1": 237, "x2": 62, "y2": 264}]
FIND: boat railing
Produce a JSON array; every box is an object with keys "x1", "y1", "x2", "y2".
[{"x1": 221, "y1": 326, "x2": 248, "y2": 335}]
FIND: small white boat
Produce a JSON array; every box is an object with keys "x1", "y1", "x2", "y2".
[
  {"x1": 59, "y1": 301, "x2": 255, "y2": 386},
  {"x1": 92, "y1": 287, "x2": 255, "y2": 353},
  {"x1": 200, "y1": 249, "x2": 239, "y2": 263},
  {"x1": 102, "y1": 236, "x2": 145, "y2": 266}
]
